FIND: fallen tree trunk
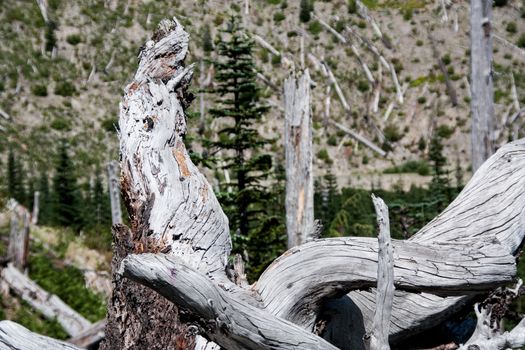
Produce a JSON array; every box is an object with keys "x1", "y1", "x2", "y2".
[
  {"x1": 0, "y1": 321, "x2": 81, "y2": 350},
  {"x1": 1, "y1": 263, "x2": 92, "y2": 337},
  {"x1": 284, "y1": 70, "x2": 314, "y2": 248}
]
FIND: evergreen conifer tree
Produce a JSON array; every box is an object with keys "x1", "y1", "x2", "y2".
[
  {"x1": 202, "y1": 24, "x2": 213, "y2": 53},
  {"x1": 428, "y1": 133, "x2": 451, "y2": 213},
  {"x1": 52, "y1": 140, "x2": 80, "y2": 229},
  {"x1": 38, "y1": 170, "x2": 52, "y2": 225},
  {"x1": 7, "y1": 149, "x2": 27, "y2": 205},
  {"x1": 208, "y1": 17, "x2": 283, "y2": 278},
  {"x1": 300, "y1": 0, "x2": 312, "y2": 23}
]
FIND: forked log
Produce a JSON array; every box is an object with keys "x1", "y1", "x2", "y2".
[
  {"x1": 1, "y1": 263, "x2": 92, "y2": 337},
  {"x1": 284, "y1": 70, "x2": 314, "y2": 248},
  {"x1": 7, "y1": 199, "x2": 30, "y2": 270},
  {"x1": 0, "y1": 321, "x2": 81, "y2": 350}
]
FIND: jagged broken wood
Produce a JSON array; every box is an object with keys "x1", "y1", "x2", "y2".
[
  {"x1": 366, "y1": 195, "x2": 394, "y2": 350},
  {"x1": 284, "y1": 70, "x2": 314, "y2": 248},
  {"x1": 1, "y1": 263, "x2": 92, "y2": 337}
]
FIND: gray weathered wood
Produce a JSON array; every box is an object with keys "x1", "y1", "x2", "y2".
[
  {"x1": 120, "y1": 253, "x2": 339, "y2": 350},
  {"x1": 329, "y1": 120, "x2": 386, "y2": 156},
  {"x1": 367, "y1": 195, "x2": 394, "y2": 350},
  {"x1": 284, "y1": 70, "x2": 314, "y2": 248},
  {"x1": 0, "y1": 321, "x2": 81, "y2": 350},
  {"x1": 106, "y1": 160, "x2": 122, "y2": 226},
  {"x1": 7, "y1": 199, "x2": 30, "y2": 270},
  {"x1": 470, "y1": 0, "x2": 495, "y2": 172},
  {"x1": 1, "y1": 263, "x2": 92, "y2": 337},
  {"x1": 68, "y1": 319, "x2": 106, "y2": 348},
  {"x1": 31, "y1": 191, "x2": 40, "y2": 225},
  {"x1": 428, "y1": 31, "x2": 458, "y2": 106}
]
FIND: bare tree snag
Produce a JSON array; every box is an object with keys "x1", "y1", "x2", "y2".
[
  {"x1": 329, "y1": 120, "x2": 386, "y2": 156},
  {"x1": 284, "y1": 70, "x2": 314, "y2": 248},
  {"x1": 470, "y1": 0, "x2": 495, "y2": 172},
  {"x1": 428, "y1": 32, "x2": 458, "y2": 106},
  {"x1": 31, "y1": 191, "x2": 40, "y2": 225},
  {"x1": 366, "y1": 195, "x2": 394, "y2": 350},
  {"x1": 106, "y1": 160, "x2": 122, "y2": 226},
  {"x1": 0, "y1": 321, "x2": 82, "y2": 350},
  {"x1": 1, "y1": 263, "x2": 92, "y2": 337},
  {"x1": 7, "y1": 199, "x2": 30, "y2": 271}
]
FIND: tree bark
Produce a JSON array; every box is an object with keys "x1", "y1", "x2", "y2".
[
  {"x1": 470, "y1": 0, "x2": 495, "y2": 172},
  {"x1": 284, "y1": 70, "x2": 314, "y2": 248}
]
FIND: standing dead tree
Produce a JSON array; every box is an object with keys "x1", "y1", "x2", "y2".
[
  {"x1": 470, "y1": 0, "x2": 495, "y2": 172},
  {"x1": 3, "y1": 17, "x2": 525, "y2": 350},
  {"x1": 284, "y1": 70, "x2": 314, "y2": 248},
  {"x1": 7, "y1": 199, "x2": 30, "y2": 271},
  {"x1": 106, "y1": 160, "x2": 122, "y2": 226}
]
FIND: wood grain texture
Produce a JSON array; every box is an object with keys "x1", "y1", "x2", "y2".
[
  {"x1": 120, "y1": 253, "x2": 339, "y2": 350},
  {"x1": 284, "y1": 69, "x2": 314, "y2": 248},
  {"x1": 0, "y1": 321, "x2": 81, "y2": 350}
]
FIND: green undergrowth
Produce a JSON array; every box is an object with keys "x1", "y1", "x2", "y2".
[{"x1": 383, "y1": 160, "x2": 431, "y2": 176}]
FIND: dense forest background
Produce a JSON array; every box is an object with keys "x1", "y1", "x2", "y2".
[{"x1": 0, "y1": 0, "x2": 525, "y2": 342}]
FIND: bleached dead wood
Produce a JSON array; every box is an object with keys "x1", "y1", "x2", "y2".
[
  {"x1": 284, "y1": 70, "x2": 314, "y2": 248},
  {"x1": 253, "y1": 34, "x2": 292, "y2": 67},
  {"x1": 7, "y1": 199, "x2": 30, "y2": 270},
  {"x1": 459, "y1": 305, "x2": 525, "y2": 350},
  {"x1": 1, "y1": 263, "x2": 91, "y2": 337},
  {"x1": 439, "y1": 0, "x2": 449, "y2": 22},
  {"x1": 31, "y1": 191, "x2": 40, "y2": 225},
  {"x1": 0, "y1": 321, "x2": 81, "y2": 350},
  {"x1": 36, "y1": 0, "x2": 49, "y2": 23},
  {"x1": 0, "y1": 108, "x2": 11, "y2": 121},
  {"x1": 121, "y1": 254, "x2": 339, "y2": 350},
  {"x1": 366, "y1": 195, "x2": 394, "y2": 350},
  {"x1": 106, "y1": 160, "x2": 122, "y2": 225},
  {"x1": 345, "y1": 26, "x2": 389, "y2": 70},
  {"x1": 324, "y1": 62, "x2": 351, "y2": 114},
  {"x1": 510, "y1": 72, "x2": 520, "y2": 112},
  {"x1": 356, "y1": 0, "x2": 392, "y2": 49},
  {"x1": 257, "y1": 72, "x2": 279, "y2": 92},
  {"x1": 470, "y1": 0, "x2": 495, "y2": 172},
  {"x1": 494, "y1": 34, "x2": 525, "y2": 60},
  {"x1": 329, "y1": 120, "x2": 386, "y2": 156},
  {"x1": 68, "y1": 320, "x2": 106, "y2": 348},
  {"x1": 315, "y1": 16, "x2": 375, "y2": 84},
  {"x1": 325, "y1": 84, "x2": 332, "y2": 127}
]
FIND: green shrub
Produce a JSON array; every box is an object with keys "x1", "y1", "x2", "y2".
[
  {"x1": 517, "y1": 34, "x2": 525, "y2": 48},
  {"x1": 268, "y1": 0, "x2": 281, "y2": 4},
  {"x1": 327, "y1": 135, "x2": 337, "y2": 146},
  {"x1": 506, "y1": 22, "x2": 517, "y2": 34},
  {"x1": 348, "y1": 0, "x2": 357, "y2": 13},
  {"x1": 493, "y1": 0, "x2": 508, "y2": 6},
  {"x1": 66, "y1": 34, "x2": 82, "y2": 45},
  {"x1": 384, "y1": 124, "x2": 402, "y2": 142},
  {"x1": 442, "y1": 54, "x2": 451, "y2": 65},
  {"x1": 308, "y1": 20, "x2": 323, "y2": 35},
  {"x1": 436, "y1": 125, "x2": 454, "y2": 139},
  {"x1": 416, "y1": 39, "x2": 423, "y2": 46},
  {"x1": 271, "y1": 54, "x2": 282, "y2": 66},
  {"x1": 384, "y1": 160, "x2": 430, "y2": 176},
  {"x1": 32, "y1": 84, "x2": 48, "y2": 96},
  {"x1": 357, "y1": 80, "x2": 370, "y2": 92},
  {"x1": 317, "y1": 148, "x2": 332, "y2": 164},
  {"x1": 417, "y1": 96, "x2": 427, "y2": 104},
  {"x1": 54, "y1": 81, "x2": 76, "y2": 96},
  {"x1": 274, "y1": 12, "x2": 285, "y2": 22}
]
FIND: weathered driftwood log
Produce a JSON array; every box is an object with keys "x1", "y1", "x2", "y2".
[
  {"x1": 68, "y1": 319, "x2": 106, "y2": 349},
  {"x1": 284, "y1": 70, "x2": 314, "y2": 248},
  {"x1": 7, "y1": 199, "x2": 30, "y2": 270},
  {"x1": 366, "y1": 195, "x2": 394, "y2": 350},
  {"x1": 470, "y1": 0, "x2": 495, "y2": 172},
  {"x1": 1, "y1": 263, "x2": 92, "y2": 337},
  {"x1": 106, "y1": 160, "x2": 122, "y2": 225},
  {"x1": 329, "y1": 120, "x2": 386, "y2": 156},
  {"x1": 0, "y1": 321, "x2": 81, "y2": 350}
]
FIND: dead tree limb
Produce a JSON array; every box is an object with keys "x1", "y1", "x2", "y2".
[
  {"x1": 470, "y1": 0, "x2": 495, "y2": 172},
  {"x1": 329, "y1": 120, "x2": 386, "y2": 156},
  {"x1": 284, "y1": 70, "x2": 314, "y2": 248},
  {"x1": 0, "y1": 321, "x2": 81, "y2": 350},
  {"x1": 1, "y1": 263, "x2": 92, "y2": 337},
  {"x1": 367, "y1": 195, "x2": 394, "y2": 350},
  {"x1": 428, "y1": 32, "x2": 458, "y2": 106},
  {"x1": 356, "y1": 0, "x2": 392, "y2": 49},
  {"x1": 494, "y1": 33, "x2": 525, "y2": 61}
]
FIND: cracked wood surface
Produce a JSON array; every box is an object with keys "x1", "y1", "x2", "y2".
[
  {"x1": 0, "y1": 321, "x2": 81, "y2": 350},
  {"x1": 284, "y1": 70, "x2": 314, "y2": 248}
]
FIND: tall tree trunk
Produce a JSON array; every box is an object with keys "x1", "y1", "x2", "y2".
[
  {"x1": 7, "y1": 199, "x2": 30, "y2": 271},
  {"x1": 284, "y1": 69, "x2": 314, "y2": 248},
  {"x1": 470, "y1": 0, "x2": 494, "y2": 173}
]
